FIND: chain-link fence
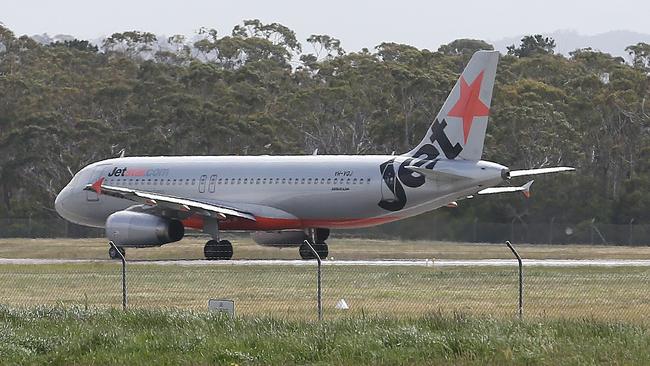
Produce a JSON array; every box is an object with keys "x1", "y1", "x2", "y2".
[
  {"x1": 4, "y1": 217, "x2": 650, "y2": 245},
  {"x1": 0, "y1": 218, "x2": 104, "y2": 238},
  {"x1": 2, "y1": 218, "x2": 650, "y2": 323},
  {"x1": 1, "y1": 257, "x2": 650, "y2": 323}
]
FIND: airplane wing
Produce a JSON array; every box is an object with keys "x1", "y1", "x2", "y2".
[
  {"x1": 84, "y1": 177, "x2": 256, "y2": 221},
  {"x1": 478, "y1": 180, "x2": 534, "y2": 198},
  {"x1": 509, "y1": 167, "x2": 575, "y2": 178},
  {"x1": 404, "y1": 166, "x2": 467, "y2": 181}
]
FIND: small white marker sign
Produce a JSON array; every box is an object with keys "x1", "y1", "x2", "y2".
[{"x1": 208, "y1": 299, "x2": 235, "y2": 317}]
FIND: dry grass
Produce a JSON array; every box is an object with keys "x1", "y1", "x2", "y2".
[
  {"x1": 2, "y1": 236, "x2": 650, "y2": 260},
  {"x1": 3, "y1": 237, "x2": 650, "y2": 323},
  {"x1": 1, "y1": 262, "x2": 649, "y2": 323}
]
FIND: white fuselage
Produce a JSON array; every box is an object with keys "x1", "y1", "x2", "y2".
[{"x1": 55, "y1": 155, "x2": 507, "y2": 232}]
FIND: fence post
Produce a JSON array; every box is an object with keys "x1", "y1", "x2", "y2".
[
  {"x1": 505, "y1": 241, "x2": 523, "y2": 320},
  {"x1": 303, "y1": 240, "x2": 322, "y2": 321},
  {"x1": 590, "y1": 218, "x2": 607, "y2": 245},
  {"x1": 109, "y1": 241, "x2": 127, "y2": 310}
]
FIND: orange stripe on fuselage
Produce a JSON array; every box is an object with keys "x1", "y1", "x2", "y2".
[{"x1": 181, "y1": 215, "x2": 400, "y2": 231}]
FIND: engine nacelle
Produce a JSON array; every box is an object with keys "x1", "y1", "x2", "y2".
[
  {"x1": 106, "y1": 211, "x2": 184, "y2": 247},
  {"x1": 252, "y1": 229, "x2": 330, "y2": 247}
]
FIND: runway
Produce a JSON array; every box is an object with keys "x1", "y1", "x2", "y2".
[{"x1": 3, "y1": 258, "x2": 650, "y2": 267}]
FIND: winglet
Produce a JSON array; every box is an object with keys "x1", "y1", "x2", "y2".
[
  {"x1": 91, "y1": 177, "x2": 105, "y2": 195},
  {"x1": 522, "y1": 180, "x2": 534, "y2": 199}
]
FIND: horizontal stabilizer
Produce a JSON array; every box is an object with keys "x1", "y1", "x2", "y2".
[
  {"x1": 509, "y1": 167, "x2": 575, "y2": 178},
  {"x1": 479, "y1": 180, "x2": 534, "y2": 198}
]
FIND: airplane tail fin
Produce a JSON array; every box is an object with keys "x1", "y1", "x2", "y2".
[{"x1": 404, "y1": 50, "x2": 499, "y2": 161}]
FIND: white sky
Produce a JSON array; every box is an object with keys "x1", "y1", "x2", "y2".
[{"x1": 2, "y1": 0, "x2": 649, "y2": 51}]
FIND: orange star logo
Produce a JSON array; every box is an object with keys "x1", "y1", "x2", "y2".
[{"x1": 447, "y1": 70, "x2": 490, "y2": 144}]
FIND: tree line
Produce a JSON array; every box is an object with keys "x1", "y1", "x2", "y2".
[{"x1": 1, "y1": 20, "x2": 650, "y2": 231}]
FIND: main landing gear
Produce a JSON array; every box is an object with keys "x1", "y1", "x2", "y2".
[
  {"x1": 108, "y1": 245, "x2": 125, "y2": 260},
  {"x1": 299, "y1": 228, "x2": 329, "y2": 260},
  {"x1": 204, "y1": 239, "x2": 233, "y2": 260},
  {"x1": 202, "y1": 218, "x2": 234, "y2": 260}
]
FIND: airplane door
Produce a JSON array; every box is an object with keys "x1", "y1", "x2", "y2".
[
  {"x1": 86, "y1": 167, "x2": 105, "y2": 202},
  {"x1": 198, "y1": 175, "x2": 207, "y2": 193},
  {"x1": 380, "y1": 163, "x2": 397, "y2": 202},
  {"x1": 208, "y1": 175, "x2": 217, "y2": 193}
]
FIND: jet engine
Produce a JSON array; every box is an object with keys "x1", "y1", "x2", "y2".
[
  {"x1": 252, "y1": 229, "x2": 329, "y2": 247},
  {"x1": 106, "y1": 211, "x2": 184, "y2": 247}
]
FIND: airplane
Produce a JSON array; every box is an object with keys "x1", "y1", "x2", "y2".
[{"x1": 54, "y1": 50, "x2": 574, "y2": 260}]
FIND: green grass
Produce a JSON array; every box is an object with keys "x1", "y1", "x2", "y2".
[
  {"x1": 1, "y1": 263, "x2": 649, "y2": 323},
  {"x1": 3, "y1": 236, "x2": 650, "y2": 260},
  {"x1": 1, "y1": 306, "x2": 650, "y2": 365}
]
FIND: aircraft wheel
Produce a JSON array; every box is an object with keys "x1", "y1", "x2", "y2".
[
  {"x1": 217, "y1": 240, "x2": 233, "y2": 260},
  {"x1": 109, "y1": 245, "x2": 125, "y2": 260},
  {"x1": 315, "y1": 243, "x2": 328, "y2": 259},
  {"x1": 299, "y1": 242, "x2": 328, "y2": 260},
  {"x1": 204, "y1": 239, "x2": 233, "y2": 260}
]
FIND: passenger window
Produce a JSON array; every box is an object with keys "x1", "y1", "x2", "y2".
[
  {"x1": 367, "y1": 178, "x2": 371, "y2": 184},
  {"x1": 307, "y1": 178, "x2": 312, "y2": 184},
  {"x1": 334, "y1": 178, "x2": 338, "y2": 184},
  {"x1": 301, "y1": 178, "x2": 305, "y2": 184},
  {"x1": 327, "y1": 178, "x2": 332, "y2": 184},
  {"x1": 346, "y1": 178, "x2": 350, "y2": 184},
  {"x1": 191, "y1": 179, "x2": 196, "y2": 185},
  {"x1": 218, "y1": 178, "x2": 222, "y2": 184},
  {"x1": 353, "y1": 178, "x2": 357, "y2": 184}
]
